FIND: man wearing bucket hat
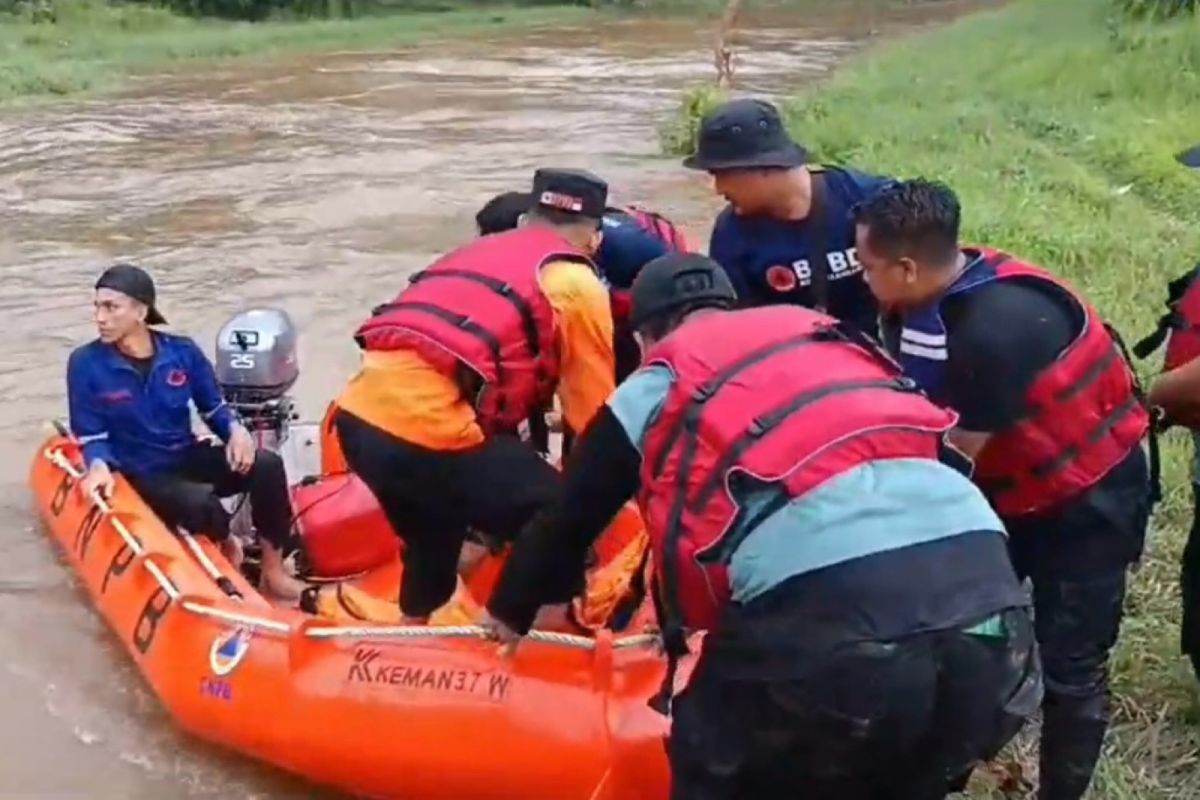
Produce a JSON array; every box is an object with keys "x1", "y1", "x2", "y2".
[
  {"x1": 483, "y1": 251, "x2": 1040, "y2": 799},
  {"x1": 66, "y1": 263, "x2": 308, "y2": 599},
  {"x1": 686, "y1": 98, "x2": 894, "y2": 336}
]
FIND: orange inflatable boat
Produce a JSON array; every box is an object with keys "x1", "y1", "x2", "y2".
[{"x1": 29, "y1": 434, "x2": 675, "y2": 799}]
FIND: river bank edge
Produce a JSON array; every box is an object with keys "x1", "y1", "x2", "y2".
[{"x1": 0, "y1": 4, "x2": 598, "y2": 107}]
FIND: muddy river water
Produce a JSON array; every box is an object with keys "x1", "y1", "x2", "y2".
[{"x1": 0, "y1": 3, "x2": 988, "y2": 796}]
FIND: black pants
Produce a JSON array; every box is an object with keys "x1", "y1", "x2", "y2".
[
  {"x1": 1179, "y1": 483, "x2": 1200, "y2": 678},
  {"x1": 335, "y1": 410, "x2": 562, "y2": 617},
  {"x1": 668, "y1": 608, "x2": 1040, "y2": 800},
  {"x1": 1004, "y1": 450, "x2": 1151, "y2": 800},
  {"x1": 614, "y1": 319, "x2": 642, "y2": 385},
  {"x1": 127, "y1": 444, "x2": 294, "y2": 551}
]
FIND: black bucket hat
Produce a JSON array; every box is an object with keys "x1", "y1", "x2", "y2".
[
  {"x1": 683, "y1": 98, "x2": 808, "y2": 172},
  {"x1": 95, "y1": 263, "x2": 167, "y2": 325}
]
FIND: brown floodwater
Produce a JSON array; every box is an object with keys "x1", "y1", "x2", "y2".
[{"x1": 0, "y1": 3, "x2": 993, "y2": 796}]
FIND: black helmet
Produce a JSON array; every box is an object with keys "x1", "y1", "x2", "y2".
[{"x1": 629, "y1": 253, "x2": 737, "y2": 329}]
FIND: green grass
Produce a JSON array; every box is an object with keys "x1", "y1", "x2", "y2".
[
  {"x1": 734, "y1": 0, "x2": 1200, "y2": 796},
  {"x1": 662, "y1": 0, "x2": 1200, "y2": 794},
  {"x1": 0, "y1": 1, "x2": 594, "y2": 104}
]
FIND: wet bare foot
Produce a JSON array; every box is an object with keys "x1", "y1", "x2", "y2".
[
  {"x1": 457, "y1": 541, "x2": 488, "y2": 575},
  {"x1": 260, "y1": 568, "x2": 308, "y2": 601},
  {"x1": 220, "y1": 536, "x2": 245, "y2": 569},
  {"x1": 259, "y1": 544, "x2": 307, "y2": 601},
  {"x1": 531, "y1": 603, "x2": 572, "y2": 631}
]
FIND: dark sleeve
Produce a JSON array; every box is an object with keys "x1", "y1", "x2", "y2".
[
  {"x1": 184, "y1": 339, "x2": 236, "y2": 441},
  {"x1": 943, "y1": 281, "x2": 1079, "y2": 432},
  {"x1": 707, "y1": 209, "x2": 753, "y2": 304},
  {"x1": 487, "y1": 406, "x2": 643, "y2": 634},
  {"x1": 599, "y1": 225, "x2": 670, "y2": 289},
  {"x1": 66, "y1": 348, "x2": 115, "y2": 467}
]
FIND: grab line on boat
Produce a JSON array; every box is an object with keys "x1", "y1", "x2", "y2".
[{"x1": 42, "y1": 444, "x2": 662, "y2": 651}]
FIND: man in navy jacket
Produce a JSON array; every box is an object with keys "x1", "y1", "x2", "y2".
[{"x1": 67, "y1": 264, "x2": 306, "y2": 599}]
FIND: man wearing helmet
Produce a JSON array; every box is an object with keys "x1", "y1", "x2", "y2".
[{"x1": 482, "y1": 252, "x2": 1041, "y2": 799}]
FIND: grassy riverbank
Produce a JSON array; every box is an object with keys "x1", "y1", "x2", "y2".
[
  {"x1": 0, "y1": 2, "x2": 595, "y2": 104},
  {"x1": 0, "y1": 0, "x2": 991, "y2": 107},
  {"x1": 685, "y1": 0, "x2": 1199, "y2": 796}
]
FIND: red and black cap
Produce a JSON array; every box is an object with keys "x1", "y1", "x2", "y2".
[
  {"x1": 95, "y1": 263, "x2": 167, "y2": 325},
  {"x1": 531, "y1": 168, "x2": 608, "y2": 220}
]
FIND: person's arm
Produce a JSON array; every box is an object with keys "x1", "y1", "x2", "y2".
[
  {"x1": 487, "y1": 407, "x2": 642, "y2": 633},
  {"x1": 541, "y1": 260, "x2": 616, "y2": 434},
  {"x1": 1149, "y1": 358, "x2": 1200, "y2": 423},
  {"x1": 183, "y1": 339, "x2": 238, "y2": 442},
  {"x1": 487, "y1": 365, "x2": 672, "y2": 634},
  {"x1": 67, "y1": 349, "x2": 116, "y2": 467}
]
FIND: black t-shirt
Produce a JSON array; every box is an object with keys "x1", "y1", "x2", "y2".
[
  {"x1": 123, "y1": 352, "x2": 155, "y2": 382},
  {"x1": 941, "y1": 278, "x2": 1082, "y2": 432},
  {"x1": 941, "y1": 278, "x2": 1152, "y2": 528}
]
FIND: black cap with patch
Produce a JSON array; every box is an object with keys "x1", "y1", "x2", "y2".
[
  {"x1": 531, "y1": 168, "x2": 608, "y2": 220},
  {"x1": 95, "y1": 263, "x2": 167, "y2": 325}
]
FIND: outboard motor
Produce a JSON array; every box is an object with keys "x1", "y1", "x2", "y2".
[
  {"x1": 213, "y1": 308, "x2": 300, "y2": 452},
  {"x1": 212, "y1": 306, "x2": 399, "y2": 581}
]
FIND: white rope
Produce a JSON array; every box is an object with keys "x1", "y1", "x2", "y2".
[
  {"x1": 305, "y1": 624, "x2": 595, "y2": 648},
  {"x1": 44, "y1": 448, "x2": 182, "y2": 601},
  {"x1": 40, "y1": 442, "x2": 661, "y2": 653},
  {"x1": 177, "y1": 527, "x2": 242, "y2": 603},
  {"x1": 180, "y1": 600, "x2": 291, "y2": 633},
  {"x1": 303, "y1": 625, "x2": 660, "y2": 649}
]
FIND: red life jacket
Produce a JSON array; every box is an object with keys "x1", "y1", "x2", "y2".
[
  {"x1": 638, "y1": 306, "x2": 959, "y2": 631},
  {"x1": 353, "y1": 226, "x2": 593, "y2": 432},
  {"x1": 1133, "y1": 262, "x2": 1200, "y2": 371},
  {"x1": 622, "y1": 205, "x2": 690, "y2": 253},
  {"x1": 968, "y1": 251, "x2": 1150, "y2": 516}
]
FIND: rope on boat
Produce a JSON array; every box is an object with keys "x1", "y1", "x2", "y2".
[
  {"x1": 45, "y1": 447, "x2": 182, "y2": 602},
  {"x1": 41, "y1": 442, "x2": 662, "y2": 652},
  {"x1": 304, "y1": 624, "x2": 654, "y2": 649}
]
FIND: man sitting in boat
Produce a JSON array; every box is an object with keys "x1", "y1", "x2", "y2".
[
  {"x1": 475, "y1": 187, "x2": 689, "y2": 386},
  {"x1": 334, "y1": 168, "x2": 616, "y2": 625},
  {"x1": 68, "y1": 264, "x2": 308, "y2": 599},
  {"x1": 482, "y1": 252, "x2": 1042, "y2": 798}
]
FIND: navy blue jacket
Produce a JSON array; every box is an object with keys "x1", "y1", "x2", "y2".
[
  {"x1": 708, "y1": 166, "x2": 893, "y2": 335},
  {"x1": 66, "y1": 331, "x2": 237, "y2": 478},
  {"x1": 596, "y1": 211, "x2": 673, "y2": 290}
]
